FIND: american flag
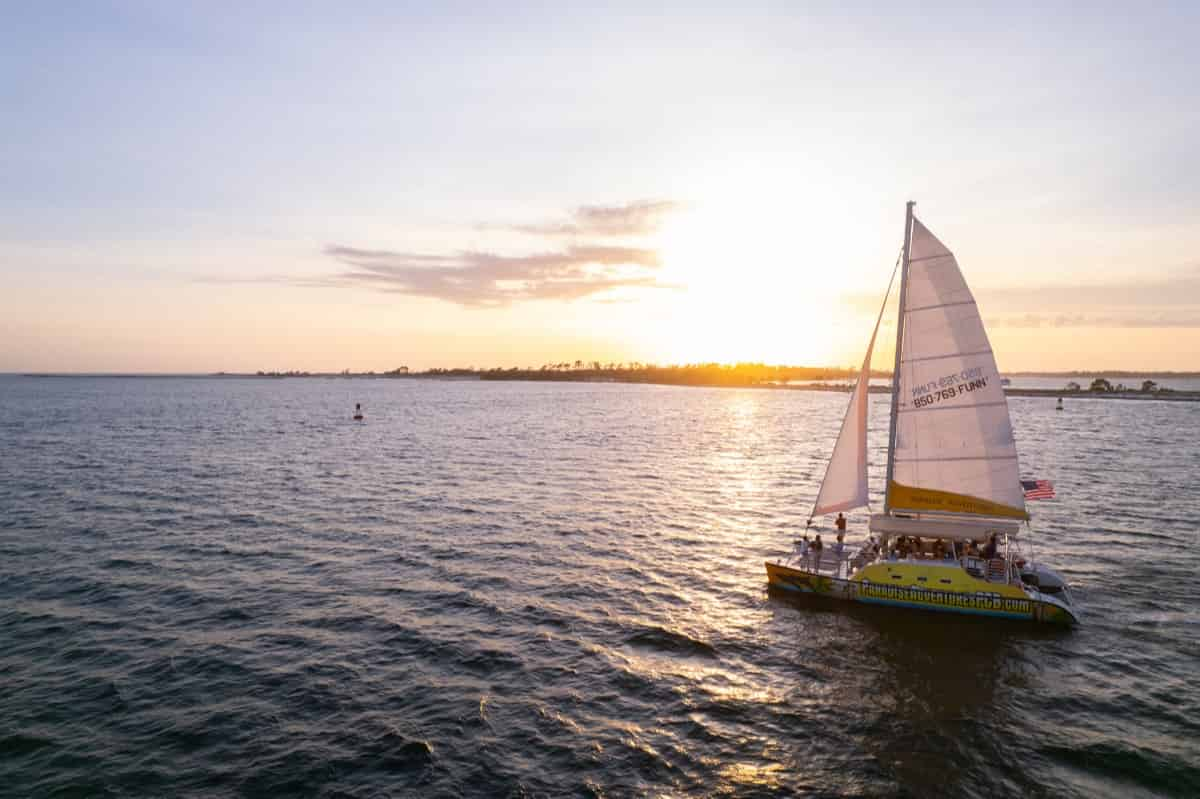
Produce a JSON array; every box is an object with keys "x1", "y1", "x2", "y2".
[{"x1": 1021, "y1": 479, "x2": 1056, "y2": 500}]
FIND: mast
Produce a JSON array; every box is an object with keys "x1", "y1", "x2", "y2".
[{"x1": 883, "y1": 200, "x2": 914, "y2": 515}]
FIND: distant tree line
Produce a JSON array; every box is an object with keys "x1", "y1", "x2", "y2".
[
  {"x1": 250, "y1": 362, "x2": 877, "y2": 385},
  {"x1": 1065, "y1": 378, "x2": 1173, "y2": 394},
  {"x1": 478, "y1": 362, "x2": 877, "y2": 386},
  {"x1": 247, "y1": 366, "x2": 1187, "y2": 395}
]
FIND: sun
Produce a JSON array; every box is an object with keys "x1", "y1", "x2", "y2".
[{"x1": 648, "y1": 197, "x2": 843, "y2": 365}]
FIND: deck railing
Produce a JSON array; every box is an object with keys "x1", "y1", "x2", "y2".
[{"x1": 786, "y1": 546, "x2": 1016, "y2": 585}]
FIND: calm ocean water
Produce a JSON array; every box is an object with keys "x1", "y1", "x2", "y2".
[{"x1": 1, "y1": 375, "x2": 1197, "y2": 798}]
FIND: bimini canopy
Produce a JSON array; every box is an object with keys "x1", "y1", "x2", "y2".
[{"x1": 868, "y1": 513, "x2": 1019, "y2": 541}]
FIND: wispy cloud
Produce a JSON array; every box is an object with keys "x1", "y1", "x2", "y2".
[
  {"x1": 987, "y1": 313, "x2": 1200, "y2": 329},
  {"x1": 194, "y1": 274, "x2": 342, "y2": 288},
  {"x1": 978, "y1": 270, "x2": 1200, "y2": 309},
  {"x1": 843, "y1": 268, "x2": 1200, "y2": 329},
  {"x1": 323, "y1": 243, "x2": 669, "y2": 307},
  {"x1": 502, "y1": 200, "x2": 681, "y2": 237},
  {"x1": 197, "y1": 200, "x2": 682, "y2": 307}
]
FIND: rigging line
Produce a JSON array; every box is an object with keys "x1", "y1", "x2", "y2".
[
  {"x1": 904, "y1": 299, "x2": 977, "y2": 314},
  {"x1": 808, "y1": 249, "x2": 901, "y2": 523},
  {"x1": 893, "y1": 454, "x2": 1019, "y2": 463},
  {"x1": 900, "y1": 348, "x2": 993, "y2": 364},
  {"x1": 885, "y1": 204, "x2": 915, "y2": 514}
]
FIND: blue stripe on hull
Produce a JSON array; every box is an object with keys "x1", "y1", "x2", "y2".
[
  {"x1": 768, "y1": 575, "x2": 1034, "y2": 619},
  {"x1": 855, "y1": 596, "x2": 1030, "y2": 619},
  {"x1": 770, "y1": 581, "x2": 818, "y2": 593},
  {"x1": 766, "y1": 565, "x2": 1073, "y2": 624}
]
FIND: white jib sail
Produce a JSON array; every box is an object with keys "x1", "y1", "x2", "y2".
[
  {"x1": 890, "y1": 218, "x2": 1027, "y2": 515},
  {"x1": 810, "y1": 258, "x2": 898, "y2": 519}
]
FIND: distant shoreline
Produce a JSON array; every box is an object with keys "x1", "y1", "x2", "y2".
[
  {"x1": 786, "y1": 384, "x2": 1200, "y2": 401},
  {"x1": 16, "y1": 368, "x2": 1200, "y2": 380},
  {"x1": 15, "y1": 370, "x2": 1200, "y2": 401}
]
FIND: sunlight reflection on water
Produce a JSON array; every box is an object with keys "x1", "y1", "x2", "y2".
[{"x1": 1, "y1": 377, "x2": 1198, "y2": 797}]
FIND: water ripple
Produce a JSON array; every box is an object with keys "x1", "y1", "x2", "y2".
[{"x1": 1, "y1": 376, "x2": 1198, "y2": 797}]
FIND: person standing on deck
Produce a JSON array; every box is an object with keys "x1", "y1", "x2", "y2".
[
  {"x1": 833, "y1": 532, "x2": 846, "y2": 577},
  {"x1": 983, "y1": 533, "x2": 999, "y2": 560},
  {"x1": 793, "y1": 534, "x2": 810, "y2": 568},
  {"x1": 811, "y1": 534, "x2": 824, "y2": 573},
  {"x1": 835, "y1": 513, "x2": 847, "y2": 535}
]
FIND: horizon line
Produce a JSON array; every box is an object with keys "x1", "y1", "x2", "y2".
[{"x1": 8, "y1": 367, "x2": 1200, "y2": 378}]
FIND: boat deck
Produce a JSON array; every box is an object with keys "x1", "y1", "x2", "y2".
[{"x1": 776, "y1": 551, "x2": 1016, "y2": 585}]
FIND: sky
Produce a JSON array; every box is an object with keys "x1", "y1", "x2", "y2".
[{"x1": 2, "y1": 2, "x2": 1198, "y2": 373}]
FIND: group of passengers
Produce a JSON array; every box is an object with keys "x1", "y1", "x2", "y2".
[
  {"x1": 789, "y1": 515, "x2": 1002, "y2": 577},
  {"x1": 882, "y1": 532, "x2": 1000, "y2": 562},
  {"x1": 890, "y1": 535, "x2": 952, "y2": 560},
  {"x1": 790, "y1": 514, "x2": 850, "y2": 574}
]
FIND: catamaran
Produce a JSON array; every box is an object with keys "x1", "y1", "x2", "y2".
[{"x1": 765, "y1": 202, "x2": 1077, "y2": 625}]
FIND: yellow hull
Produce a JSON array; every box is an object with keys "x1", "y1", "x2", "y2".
[{"x1": 765, "y1": 559, "x2": 1077, "y2": 625}]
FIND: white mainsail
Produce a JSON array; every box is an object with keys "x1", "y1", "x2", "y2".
[
  {"x1": 886, "y1": 218, "x2": 1027, "y2": 519},
  {"x1": 809, "y1": 260, "x2": 897, "y2": 519}
]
